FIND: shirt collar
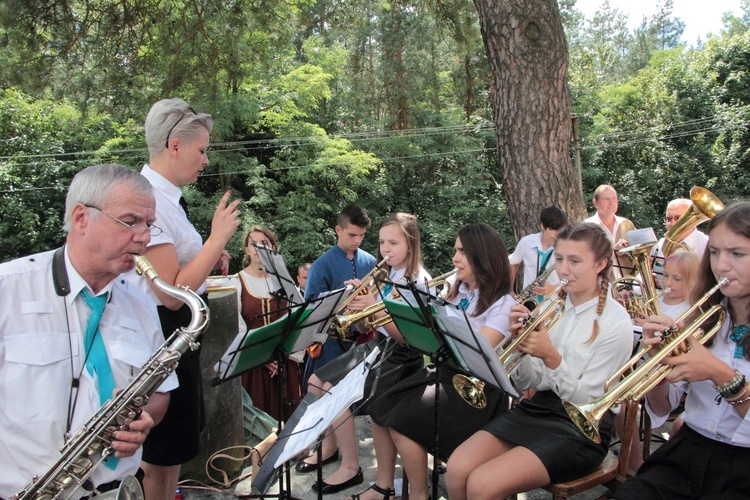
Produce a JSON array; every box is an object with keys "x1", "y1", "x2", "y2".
[
  {"x1": 64, "y1": 246, "x2": 113, "y2": 305},
  {"x1": 567, "y1": 293, "x2": 599, "y2": 315},
  {"x1": 333, "y1": 244, "x2": 357, "y2": 259},
  {"x1": 141, "y1": 164, "x2": 183, "y2": 208}
]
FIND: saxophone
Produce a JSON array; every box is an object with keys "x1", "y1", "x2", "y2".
[
  {"x1": 14, "y1": 255, "x2": 209, "y2": 500},
  {"x1": 515, "y1": 265, "x2": 556, "y2": 310}
]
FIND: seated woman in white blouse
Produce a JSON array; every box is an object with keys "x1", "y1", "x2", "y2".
[{"x1": 446, "y1": 222, "x2": 633, "y2": 500}]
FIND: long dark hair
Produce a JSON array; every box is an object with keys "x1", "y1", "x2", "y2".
[
  {"x1": 691, "y1": 201, "x2": 750, "y2": 358},
  {"x1": 445, "y1": 223, "x2": 511, "y2": 316}
]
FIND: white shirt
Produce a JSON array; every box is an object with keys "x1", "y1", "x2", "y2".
[
  {"x1": 508, "y1": 232, "x2": 560, "y2": 289},
  {"x1": 379, "y1": 266, "x2": 432, "y2": 338},
  {"x1": 447, "y1": 282, "x2": 515, "y2": 342},
  {"x1": 584, "y1": 212, "x2": 630, "y2": 243},
  {"x1": 125, "y1": 165, "x2": 205, "y2": 300},
  {"x1": 512, "y1": 292, "x2": 633, "y2": 404},
  {"x1": 645, "y1": 310, "x2": 750, "y2": 447},
  {"x1": 651, "y1": 230, "x2": 709, "y2": 288},
  {"x1": 0, "y1": 249, "x2": 178, "y2": 498}
]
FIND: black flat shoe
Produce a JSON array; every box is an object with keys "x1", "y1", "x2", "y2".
[
  {"x1": 350, "y1": 483, "x2": 395, "y2": 499},
  {"x1": 312, "y1": 467, "x2": 364, "y2": 494},
  {"x1": 294, "y1": 449, "x2": 340, "y2": 473}
]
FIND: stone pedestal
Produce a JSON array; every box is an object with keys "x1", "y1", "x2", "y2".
[{"x1": 182, "y1": 289, "x2": 245, "y2": 482}]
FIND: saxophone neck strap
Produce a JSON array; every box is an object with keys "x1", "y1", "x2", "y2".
[{"x1": 53, "y1": 245, "x2": 71, "y2": 297}]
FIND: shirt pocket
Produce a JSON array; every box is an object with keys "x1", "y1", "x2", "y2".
[{"x1": 3, "y1": 333, "x2": 74, "y2": 423}]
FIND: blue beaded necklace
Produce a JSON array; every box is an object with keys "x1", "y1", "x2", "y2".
[{"x1": 730, "y1": 324, "x2": 749, "y2": 359}]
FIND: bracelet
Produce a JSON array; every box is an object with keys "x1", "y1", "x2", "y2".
[
  {"x1": 728, "y1": 386, "x2": 750, "y2": 406},
  {"x1": 715, "y1": 369, "x2": 746, "y2": 399},
  {"x1": 726, "y1": 382, "x2": 750, "y2": 402}
]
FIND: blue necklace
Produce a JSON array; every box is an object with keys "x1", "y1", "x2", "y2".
[{"x1": 730, "y1": 324, "x2": 748, "y2": 359}]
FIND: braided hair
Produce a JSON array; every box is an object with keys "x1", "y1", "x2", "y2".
[{"x1": 555, "y1": 222, "x2": 613, "y2": 344}]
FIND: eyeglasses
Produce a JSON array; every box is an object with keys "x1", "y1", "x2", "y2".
[
  {"x1": 664, "y1": 216, "x2": 682, "y2": 223},
  {"x1": 164, "y1": 107, "x2": 196, "y2": 149},
  {"x1": 85, "y1": 204, "x2": 163, "y2": 236}
]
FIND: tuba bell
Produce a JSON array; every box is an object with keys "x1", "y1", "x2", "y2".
[{"x1": 662, "y1": 187, "x2": 724, "y2": 257}]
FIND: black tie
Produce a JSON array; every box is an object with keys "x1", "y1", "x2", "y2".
[{"x1": 179, "y1": 196, "x2": 190, "y2": 218}]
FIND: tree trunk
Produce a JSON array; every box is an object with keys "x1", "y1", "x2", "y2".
[{"x1": 472, "y1": 0, "x2": 586, "y2": 239}]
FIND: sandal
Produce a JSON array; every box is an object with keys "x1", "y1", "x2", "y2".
[{"x1": 349, "y1": 483, "x2": 395, "y2": 500}]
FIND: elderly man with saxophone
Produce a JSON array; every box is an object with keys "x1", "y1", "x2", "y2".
[{"x1": 0, "y1": 164, "x2": 175, "y2": 499}]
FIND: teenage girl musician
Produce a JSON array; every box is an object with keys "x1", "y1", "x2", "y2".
[
  {"x1": 617, "y1": 202, "x2": 750, "y2": 498},
  {"x1": 446, "y1": 222, "x2": 632, "y2": 499}
]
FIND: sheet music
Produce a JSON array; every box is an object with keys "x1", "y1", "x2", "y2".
[
  {"x1": 286, "y1": 286, "x2": 352, "y2": 352},
  {"x1": 255, "y1": 243, "x2": 304, "y2": 305},
  {"x1": 273, "y1": 347, "x2": 380, "y2": 467},
  {"x1": 433, "y1": 304, "x2": 519, "y2": 398},
  {"x1": 626, "y1": 227, "x2": 658, "y2": 245}
]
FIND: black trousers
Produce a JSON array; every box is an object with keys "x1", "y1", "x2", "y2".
[{"x1": 616, "y1": 425, "x2": 750, "y2": 499}]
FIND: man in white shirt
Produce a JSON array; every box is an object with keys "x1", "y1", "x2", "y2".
[
  {"x1": 651, "y1": 198, "x2": 709, "y2": 288},
  {"x1": 584, "y1": 184, "x2": 635, "y2": 278},
  {"x1": 0, "y1": 164, "x2": 175, "y2": 498}
]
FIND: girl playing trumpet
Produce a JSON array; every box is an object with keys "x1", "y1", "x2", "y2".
[
  {"x1": 446, "y1": 222, "x2": 632, "y2": 499},
  {"x1": 298, "y1": 213, "x2": 431, "y2": 496},
  {"x1": 617, "y1": 202, "x2": 750, "y2": 498}
]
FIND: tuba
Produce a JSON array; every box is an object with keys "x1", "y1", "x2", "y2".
[
  {"x1": 662, "y1": 187, "x2": 724, "y2": 257},
  {"x1": 563, "y1": 277, "x2": 728, "y2": 443},
  {"x1": 453, "y1": 279, "x2": 568, "y2": 409},
  {"x1": 611, "y1": 241, "x2": 660, "y2": 319},
  {"x1": 14, "y1": 255, "x2": 209, "y2": 500}
]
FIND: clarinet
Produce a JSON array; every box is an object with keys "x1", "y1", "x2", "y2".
[{"x1": 14, "y1": 255, "x2": 209, "y2": 500}]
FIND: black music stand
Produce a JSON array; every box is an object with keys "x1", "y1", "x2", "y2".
[
  {"x1": 214, "y1": 288, "x2": 349, "y2": 499},
  {"x1": 253, "y1": 347, "x2": 383, "y2": 497},
  {"x1": 382, "y1": 281, "x2": 517, "y2": 499},
  {"x1": 253, "y1": 243, "x2": 304, "y2": 306}
]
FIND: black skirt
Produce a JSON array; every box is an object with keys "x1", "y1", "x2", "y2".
[
  {"x1": 368, "y1": 361, "x2": 509, "y2": 460},
  {"x1": 142, "y1": 301, "x2": 207, "y2": 466},
  {"x1": 483, "y1": 390, "x2": 613, "y2": 483}
]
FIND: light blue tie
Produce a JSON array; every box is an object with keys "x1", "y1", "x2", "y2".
[{"x1": 81, "y1": 289, "x2": 119, "y2": 469}]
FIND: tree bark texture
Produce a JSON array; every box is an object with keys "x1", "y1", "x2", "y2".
[{"x1": 472, "y1": 0, "x2": 586, "y2": 240}]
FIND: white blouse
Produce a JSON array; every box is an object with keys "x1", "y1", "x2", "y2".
[{"x1": 512, "y1": 292, "x2": 633, "y2": 404}]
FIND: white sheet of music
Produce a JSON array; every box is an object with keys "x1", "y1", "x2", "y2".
[{"x1": 274, "y1": 347, "x2": 380, "y2": 467}]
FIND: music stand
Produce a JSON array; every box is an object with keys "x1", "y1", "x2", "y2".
[
  {"x1": 214, "y1": 288, "x2": 350, "y2": 498},
  {"x1": 254, "y1": 243, "x2": 304, "y2": 306},
  {"x1": 252, "y1": 347, "x2": 381, "y2": 496},
  {"x1": 382, "y1": 281, "x2": 518, "y2": 499}
]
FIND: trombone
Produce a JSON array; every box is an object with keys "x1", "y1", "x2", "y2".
[
  {"x1": 453, "y1": 279, "x2": 568, "y2": 409},
  {"x1": 563, "y1": 277, "x2": 728, "y2": 443}
]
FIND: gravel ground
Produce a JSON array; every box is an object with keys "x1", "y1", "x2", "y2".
[{"x1": 177, "y1": 414, "x2": 672, "y2": 500}]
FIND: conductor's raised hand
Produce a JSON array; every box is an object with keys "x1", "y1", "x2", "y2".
[{"x1": 211, "y1": 190, "x2": 242, "y2": 245}]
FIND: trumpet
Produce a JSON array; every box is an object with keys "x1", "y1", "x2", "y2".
[
  {"x1": 498, "y1": 279, "x2": 568, "y2": 372},
  {"x1": 335, "y1": 269, "x2": 458, "y2": 331},
  {"x1": 329, "y1": 257, "x2": 389, "y2": 340},
  {"x1": 453, "y1": 279, "x2": 568, "y2": 409},
  {"x1": 563, "y1": 277, "x2": 728, "y2": 443}
]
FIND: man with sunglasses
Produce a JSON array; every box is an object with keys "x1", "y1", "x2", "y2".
[
  {"x1": 0, "y1": 164, "x2": 176, "y2": 498},
  {"x1": 651, "y1": 198, "x2": 709, "y2": 288}
]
